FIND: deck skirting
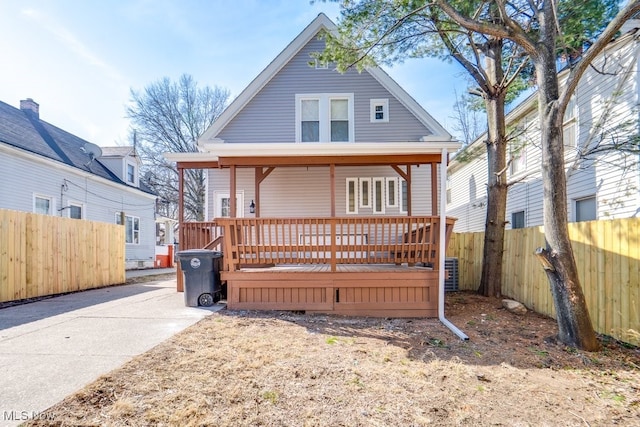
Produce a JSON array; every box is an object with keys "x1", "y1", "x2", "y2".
[{"x1": 221, "y1": 265, "x2": 439, "y2": 317}]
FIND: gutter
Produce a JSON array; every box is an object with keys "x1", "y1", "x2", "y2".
[{"x1": 439, "y1": 148, "x2": 469, "y2": 341}]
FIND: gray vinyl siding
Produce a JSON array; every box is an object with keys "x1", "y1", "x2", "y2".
[
  {"x1": 0, "y1": 147, "x2": 156, "y2": 265},
  {"x1": 217, "y1": 37, "x2": 433, "y2": 143},
  {"x1": 448, "y1": 32, "x2": 640, "y2": 232},
  {"x1": 207, "y1": 165, "x2": 435, "y2": 218}
]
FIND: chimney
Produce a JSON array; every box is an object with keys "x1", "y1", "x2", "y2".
[{"x1": 20, "y1": 98, "x2": 39, "y2": 118}]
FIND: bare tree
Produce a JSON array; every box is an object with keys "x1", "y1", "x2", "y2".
[
  {"x1": 127, "y1": 74, "x2": 229, "y2": 221},
  {"x1": 450, "y1": 88, "x2": 484, "y2": 146}
]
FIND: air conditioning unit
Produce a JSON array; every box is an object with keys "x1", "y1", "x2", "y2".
[{"x1": 445, "y1": 257, "x2": 459, "y2": 292}]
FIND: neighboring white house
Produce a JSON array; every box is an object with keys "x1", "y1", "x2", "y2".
[
  {"x1": 0, "y1": 98, "x2": 158, "y2": 269},
  {"x1": 447, "y1": 23, "x2": 640, "y2": 232}
]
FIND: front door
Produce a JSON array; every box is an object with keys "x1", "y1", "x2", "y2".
[{"x1": 215, "y1": 192, "x2": 244, "y2": 218}]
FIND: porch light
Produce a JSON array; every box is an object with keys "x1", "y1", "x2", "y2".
[{"x1": 249, "y1": 200, "x2": 255, "y2": 214}]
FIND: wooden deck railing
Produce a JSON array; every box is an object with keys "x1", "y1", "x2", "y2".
[
  {"x1": 214, "y1": 216, "x2": 456, "y2": 272},
  {"x1": 181, "y1": 221, "x2": 224, "y2": 252}
]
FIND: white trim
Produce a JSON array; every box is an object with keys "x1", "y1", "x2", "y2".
[
  {"x1": 213, "y1": 191, "x2": 245, "y2": 218},
  {"x1": 67, "y1": 200, "x2": 85, "y2": 219},
  {"x1": 33, "y1": 193, "x2": 54, "y2": 215},
  {"x1": 295, "y1": 93, "x2": 354, "y2": 142},
  {"x1": 198, "y1": 13, "x2": 454, "y2": 145},
  {"x1": 346, "y1": 178, "x2": 358, "y2": 214},
  {"x1": 125, "y1": 159, "x2": 139, "y2": 186},
  {"x1": 372, "y1": 177, "x2": 385, "y2": 214},
  {"x1": 399, "y1": 179, "x2": 408, "y2": 214},
  {"x1": 386, "y1": 177, "x2": 398, "y2": 208},
  {"x1": 172, "y1": 141, "x2": 462, "y2": 163},
  {"x1": 370, "y1": 98, "x2": 389, "y2": 123},
  {"x1": 359, "y1": 178, "x2": 371, "y2": 208}
]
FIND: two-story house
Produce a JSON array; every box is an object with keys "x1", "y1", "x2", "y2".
[
  {"x1": 0, "y1": 98, "x2": 157, "y2": 269},
  {"x1": 447, "y1": 22, "x2": 640, "y2": 232},
  {"x1": 166, "y1": 13, "x2": 464, "y2": 330}
]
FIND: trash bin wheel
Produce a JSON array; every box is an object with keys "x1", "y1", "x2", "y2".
[{"x1": 198, "y1": 293, "x2": 214, "y2": 307}]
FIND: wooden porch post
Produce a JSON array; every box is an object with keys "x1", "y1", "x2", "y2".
[
  {"x1": 254, "y1": 167, "x2": 274, "y2": 218},
  {"x1": 177, "y1": 166, "x2": 185, "y2": 292},
  {"x1": 230, "y1": 165, "x2": 237, "y2": 218}
]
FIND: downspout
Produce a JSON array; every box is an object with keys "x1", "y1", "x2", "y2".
[{"x1": 439, "y1": 148, "x2": 469, "y2": 340}]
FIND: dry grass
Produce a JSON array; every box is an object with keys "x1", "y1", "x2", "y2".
[{"x1": 27, "y1": 291, "x2": 639, "y2": 427}]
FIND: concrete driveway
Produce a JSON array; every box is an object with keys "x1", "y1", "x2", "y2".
[{"x1": 0, "y1": 274, "x2": 223, "y2": 427}]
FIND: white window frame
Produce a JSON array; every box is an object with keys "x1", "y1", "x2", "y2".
[
  {"x1": 314, "y1": 58, "x2": 328, "y2": 69},
  {"x1": 370, "y1": 98, "x2": 389, "y2": 123},
  {"x1": 214, "y1": 192, "x2": 245, "y2": 218},
  {"x1": 372, "y1": 178, "x2": 385, "y2": 214},
  {"x1": 67, "y1": 201, "x2": 84, "y2": 219},
  {"x1": 346, "y1": 178, "x2": 358, "y2": 214},
  {"x1": 125, "y1": 159, "x2": 138, "y2": 186},
  {"x1": 115, "y1": 213, "x2": 140, "y2": 245},
  {"x1": 386, "y1": 177, "x2": 398, "y2": 208},
  {"x1": 563, "y1": 96, "x2": 577, "y2": 148},
  {"x1": 33, "y1": 194, "x2": 54, "y2": 215},
  {"x1": 295, "y1": 93, "x2": 354, "y2": 143},
  {"x1": 574, "y1": 196, "x2": 597, "y2": 222},
  {"x1": 359, "y1": 178, "x2": 371, "y2": 208},
  {"x1": 511, "y1": 210, "x2": 526, "y2": 229},
  {"x1": 399, "y1": 179, "x2": 408, "y2": 214}
]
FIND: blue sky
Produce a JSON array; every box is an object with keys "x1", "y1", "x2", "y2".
[{"x1": 0, "y1": 0, "x2": 470, "y2": 146}]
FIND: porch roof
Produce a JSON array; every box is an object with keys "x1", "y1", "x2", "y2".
[{"x1": 164, "y1": 141, "x2": 462, "y2": 168}]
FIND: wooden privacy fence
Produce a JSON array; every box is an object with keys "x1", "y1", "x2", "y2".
[
  {"x1": 447, "y1": 217, "x2": 640, "y2": 346},
  {"x1": 0, "y1": 209, "x2": 125, "y2": 303}
]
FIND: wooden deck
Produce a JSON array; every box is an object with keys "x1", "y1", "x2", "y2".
[
  {"x1": 179, "y1": 216, "x2": 455, "y2": 317},
  {"x1": 222, "y1": 264, "x2": 439, "y2": 317}
]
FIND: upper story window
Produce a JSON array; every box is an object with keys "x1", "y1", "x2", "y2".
[
  {"x1": 296, "y1": 94, "x2": 354, "y2": 142},
  {"x1": 34, "y1": 194, "x2": 53, "y2": 215},
  {"x1": 125, "y1": 160, "x2": 138, "y2": 186},
  {"x1": 563, "y1": 96, "x2": 577, "y2": 148},
  {"x1": 370, "y1": 99, "x2": 389, "y2": 123}
]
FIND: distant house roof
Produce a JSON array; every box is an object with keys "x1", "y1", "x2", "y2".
[
  {"x1": 101, "y1": 146, "x2": 136, "y2": 157},
  {"x1": 0, "y1": 99, "x2": 154, "y2": 195}
]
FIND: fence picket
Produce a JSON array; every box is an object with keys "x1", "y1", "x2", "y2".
[{"x1": 448, "y1": 218, "x2": 640, "y2": 346}]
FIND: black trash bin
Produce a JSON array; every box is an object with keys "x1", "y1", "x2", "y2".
[{"x1": 177, "y1": 249, "x2": 223, "y2": 307}]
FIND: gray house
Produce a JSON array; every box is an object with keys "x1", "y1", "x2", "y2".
[
  {"x1": 0, "y1": 98, "x2": 157, "y2": 269},
  {"x1": 166, "y1": 13, "x2": 463, "y2": 326}
]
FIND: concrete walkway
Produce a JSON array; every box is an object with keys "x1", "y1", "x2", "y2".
[{"x1": 0, "y1": 273, "x2": 223, "y2": 427}]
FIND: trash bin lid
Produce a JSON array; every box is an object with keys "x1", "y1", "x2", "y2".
[{"x1": 176, "y1": 249, "x2": 222, "y2": 258}]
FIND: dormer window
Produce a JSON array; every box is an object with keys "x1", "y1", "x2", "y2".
[{"x1": 125, "y1": 160, "x2": 138, "y2": 186}]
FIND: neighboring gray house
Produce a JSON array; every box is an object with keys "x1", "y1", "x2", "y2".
[
  {"x1": 0, "y1": 98, "x2": 157, "y2": 269},
  {"x1": 195, "y1": 13, "x2": 457, "y2": 220},
  {"x1": 447, "y1": 22, "x2": 640, "y2": 232}
]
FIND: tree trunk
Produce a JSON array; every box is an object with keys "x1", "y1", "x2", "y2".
[
  {"x1": 533, "y1": 5, "x2": 599, "y2": 351},
  {"x1": 478, "y1": 39, "x2": 508, "y2": 298}
]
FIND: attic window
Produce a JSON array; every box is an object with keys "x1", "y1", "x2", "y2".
[
  {"x1": 127, "y1": 164, "x2": 135, "y2": 183},
  {"x1": 314, "y1": 59, "x2": 328, "y2": 69},
  {"x1": 370, "y1": 99, "x2": 389, "y2": 123}
]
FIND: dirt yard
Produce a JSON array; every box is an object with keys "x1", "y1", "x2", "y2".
[{"x1": 27, "y1": 283, "x2": 639, "y2": 427}]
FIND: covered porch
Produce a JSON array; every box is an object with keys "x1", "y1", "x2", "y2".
[{"x1": 168, "y1": 142, "x2": 459, "y2": 318}]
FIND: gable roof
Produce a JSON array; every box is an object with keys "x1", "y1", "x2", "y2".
[
  {"x1": 0, "y1": 99, "x2": 154, "y2": 195},
  {"x1": 199, "y1": 13, "x2": 453, "y2": 144}
]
